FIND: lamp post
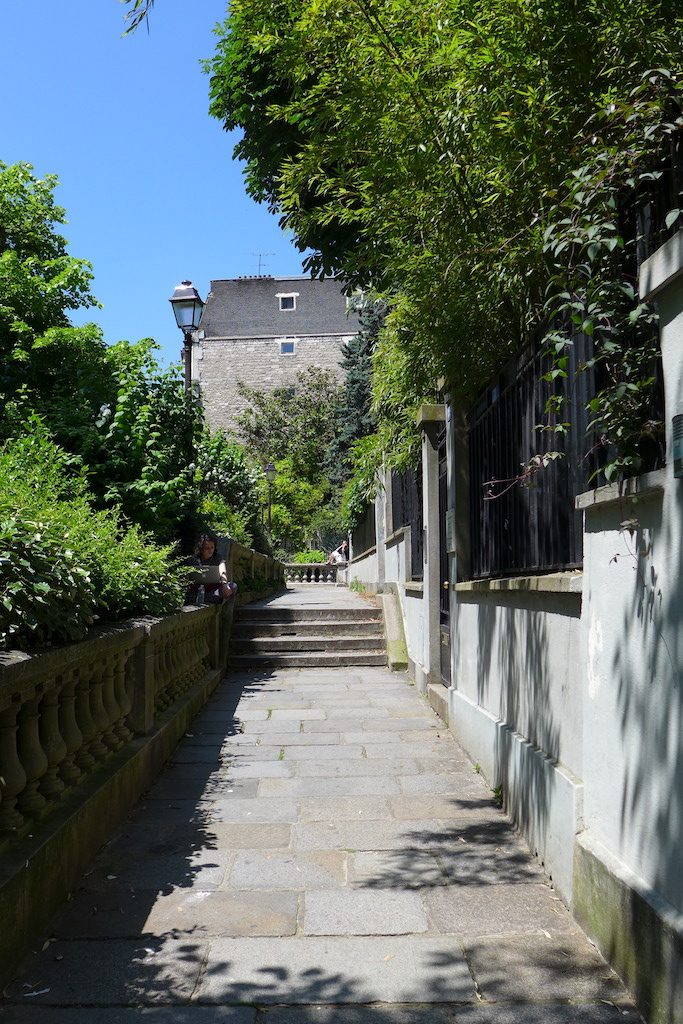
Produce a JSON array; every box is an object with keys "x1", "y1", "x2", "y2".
[
  {"x1": 169, "y1": 280, "x2": 205, "y2": 393},
  {"x1": 264, "y1": 462, "x2": 277, "y2": 535}
]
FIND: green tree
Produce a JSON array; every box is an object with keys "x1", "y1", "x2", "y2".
[
  {"x1": 0, "y1": 161, "x2": 110, "y2": 456},
  {"x1": 327, "y1": 297, "x2": 383, "y2": 487},
  {"x1": 208, "y1": 0, "x2": 683, "y2": 481},
  {"x1": 89, "y1": 339, "x2": 203, "y2": 542},
  {"x1": 236, "y1": 366, "x2": 342, "y2": 482}
]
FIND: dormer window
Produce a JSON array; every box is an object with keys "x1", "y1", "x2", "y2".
[{"x1": 277, "y1": 292, "x2": 298, "y2": 311}]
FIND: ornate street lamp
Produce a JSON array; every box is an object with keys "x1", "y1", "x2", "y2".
[
  {"x1": 264, "y1": 462, "x2": 277, "y2": 535},
  {"x1": 169, "y1": 280, "x2": 205, "y2": 392}
]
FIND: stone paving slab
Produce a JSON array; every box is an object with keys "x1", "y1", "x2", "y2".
[
  {"x1": 49, "y1": 887, "x2": 298, "y2": 939},
  {"x1": 204, "y1": 823, "x2": 292, "y2": 848},
  {"x1": 144, "y1": 889, "x2": 298, "y2": 937},
  {"x1": 243, "y1": 719, "x2": 315, "y2": 733},
  {"x1": 227, "y1": 851, "x2": 346, "y2": 890},
  {"x1": 257, "y1": 732, "x2": 343, "y2": 745},
  {"x1": 282, "y1": 744, "x2": 365, "y2": 760},
  {"x1": 227, "y1": 762, "x2": 294, "y2": 778},
  {"x1": 145, "y1": 777, "x2": 259, "y2": 801},
  {"x1": 196, "y1": 937, "x2": 476, "y2": 1004},
  {"x1": 389, "y1": 795, "x2": 501, "y2": 821},
  {"x1": 398, "y1": 772, "x2": 490, "y2": 796},
  {"x1": 292, "y1": 819, "x2": 478, "y2": 851},
  {"x1": 364, "y1": 742, "x2": 460, "y2": 760},
  {"x1": 3, "y1": 938, "x2": 207, "y2": 1005},
  {"x1": 260, "y1": 776, "x2": 402, "y2": 797},
  {"x1": 463, "y1": 932, "x2": 633, "y2": 1005},
  {"x1": 200, "y1": 798, "x2": 300, "y2": 823},
  {"x1": 298, "y1": 796, "x2": 391, "y2": 821},
  {"x1": 84, "y1": 848, "x2": 231, "y2": 891},
  {"x1": 271, "y1": 708, "x2": 327, "y2": 721},
  {"x1": 348, "y1": 850, "x2": 447, "y2": 889},
  {"x1": 425, "y1": 883, "x2": 574, "y2": 936},
  {"x1": 303, "y1": 890, "x2": 428, "y2": 935},
  {"x1": 296, "y1": 758, "x2": 421, "y2": 778},
  {"x1": 342, "y1": 730, "x2": 442, "y2": 744}
]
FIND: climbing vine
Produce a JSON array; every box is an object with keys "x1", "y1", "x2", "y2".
[{"x1": 541, "y1": 71, "x2": 682, "y2": 481}]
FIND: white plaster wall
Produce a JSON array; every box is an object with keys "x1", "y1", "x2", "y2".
[
  {"x1": 348, "y1": 550, "x2": 378, "y2": 587},
  {"x1": 581, "y1": 496, "x2": 683, "y2": 913},
  {"x1": 453, "y1": 592, "x2": 583, "y2": 778},
  {"x1": 402, "y1": 590, "x2": 427, "y2": 672},
  {"x1": 384, "y1": 534, "x2": 406, "y2": 586}
]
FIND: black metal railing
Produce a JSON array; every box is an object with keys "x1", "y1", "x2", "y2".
[
  {"x1": 468, "y1": 337, "x2": 596, "y2": 579},
  {"x1": 351, "y1": 502, "x2": 376, "y2": 558},
  {"x1": 391, "y1": 467, "x2": 424, "y2": 580}
]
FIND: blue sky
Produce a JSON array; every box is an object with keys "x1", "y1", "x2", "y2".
[{"x1": 2, "y1": 0, "x2": 305, "y2": 366}]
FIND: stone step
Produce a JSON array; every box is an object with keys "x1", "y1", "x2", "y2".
[
  {"x1": 233, "y1": 619, "x2": 384, "y2": 639},
  {"x1": 229, "y1": 651, "x2": 388, "y2": 669},
  {"x1": 237, "y1": 607, "x2": 381, "y2": 623},
  {"x1": 232, "y1": 635, "x2": 386, "y2": 653}
]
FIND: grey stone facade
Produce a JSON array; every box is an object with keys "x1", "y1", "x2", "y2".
[{"x1": 194, "y1": 275, "x2": 359, "y2": 432}]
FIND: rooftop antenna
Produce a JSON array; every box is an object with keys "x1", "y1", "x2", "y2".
[{"x1": 252, "y1": 252, "x2": 274, "y2": 275}]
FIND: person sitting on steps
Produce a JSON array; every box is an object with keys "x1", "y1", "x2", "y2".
[{"x1": 188, "y1": 532, "x2": 238, "y2": 604}]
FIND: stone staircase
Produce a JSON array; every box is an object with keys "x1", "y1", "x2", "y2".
[{"x1": 229, "y1": 605, "x2": 387, "y2": 669}]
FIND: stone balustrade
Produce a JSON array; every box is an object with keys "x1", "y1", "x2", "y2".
[
  {"x1": 284, "y1": 563, "x2": 346, "y2": 583},
  {"x1": 0, "y1": 606, "x2": 227, "y2": 843}
]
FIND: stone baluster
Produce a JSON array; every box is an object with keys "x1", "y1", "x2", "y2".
[
  {"x1": 58, "y1": 666, "x2": 84, "y2": 786},
  {"x1": 169, "y1": 630, "x2": 182, "y2": 700},
  {"x1": 0, "y1": 701, "x2": 27, "y2": 832},
  {"x1": 156, "y1": 635, "x2": 171, "y2": 711},
  {"x1": 74, "y1": 665, "x2": 97, "y2": 771},
  {"x1": 197, "y1": 621, "x2": 209, "y2": 677},
  {"x1": 38, "y1": 679, "x2": 67, "y2": 802},
  {"x1": 17, "y1": 692, "x2": 48, "y2": 818},
  {"x1": 100, "y1": 654, "x2": 122, "y2": 751},
  {"x1": 152, "y1": 635, "x2": 164, "y2": 712},
  {"x1": 113, "y1": 650, "x2": 133, "y2": 744},
  {"x1": 169, "y1": 630, "x2": 185, "y2": 704},
  {"x1": 167, "y1": 632, "x2": 183, "y2": 701},
  {"x1": 87, "y1": 661, "x2": 111, "y2": 761}
]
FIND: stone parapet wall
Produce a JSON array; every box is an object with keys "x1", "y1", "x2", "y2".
[{"x1": 197, "y1": 334, "x2": 354, "y2": 433}]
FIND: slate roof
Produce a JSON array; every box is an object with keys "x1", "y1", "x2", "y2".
[{"x1": 199, "y1": 275, "x2": 359, "y2": 339}]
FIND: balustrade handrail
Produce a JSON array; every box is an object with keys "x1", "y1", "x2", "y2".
[
  {"x1": 283, "y1": 562, "x2": 347, "y2": 584},
  {"x1": 0, "y1": 605, "x2": 232, "y2": 840}
]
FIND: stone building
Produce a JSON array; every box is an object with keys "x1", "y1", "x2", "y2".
[{"x1": 192, "y1": 275, "x2": 359, "y2": 432}]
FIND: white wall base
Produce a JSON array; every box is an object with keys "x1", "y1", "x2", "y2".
[{"x1": 449, "y1": 688, "x2": 584, "y2": 904}]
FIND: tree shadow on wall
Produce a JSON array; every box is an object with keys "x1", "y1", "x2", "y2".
[
  {"x1": 468, "y1": 589, "x2": 577, "y2": 882},
  {"x1": 600, "y1": 489, "x2": 683, "y2": 1020}
]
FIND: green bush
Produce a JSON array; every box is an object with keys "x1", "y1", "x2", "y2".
[
  {"x1": 0, "y1": 427, "x2": 187, "y2": 649},
  {"x1": 238, "y1": 571, "x2": 278, "y2": 595},
  {"x1": 0, "y1": 517, "x2": 96, "y2": 649},
  {"x1": 291, "y1": 549, "x2": 327, "y2": 564},
  {"x1": 195, "y1": 494, "x2": 253, "y2": 548}
]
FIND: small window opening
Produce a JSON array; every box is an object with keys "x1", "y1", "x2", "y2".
[
  {"x1": 280, "y1": 340, "x2": 296, "y2": 355},
  {"x1": 279, "y1": 294, "x2": 296, "y2": 311}
]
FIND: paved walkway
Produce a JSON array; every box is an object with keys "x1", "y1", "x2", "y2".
[{"x1": 3, "y1": 591, "x2": 639, "y2": 1022}]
